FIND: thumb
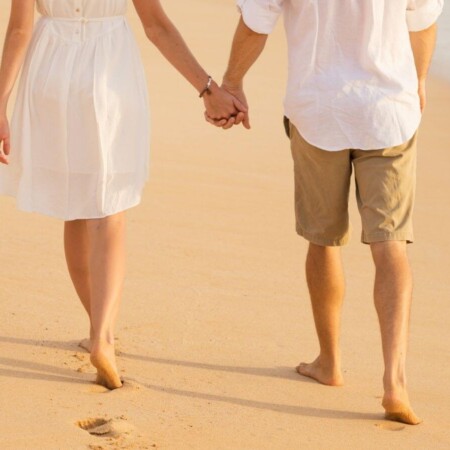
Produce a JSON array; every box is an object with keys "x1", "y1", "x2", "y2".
[
  {"x1": 232, "y1": 97, "x2": 247, "y2": 113},
  {"x1": 242, "y1": 112, "x2": 251, "y2": 130}
]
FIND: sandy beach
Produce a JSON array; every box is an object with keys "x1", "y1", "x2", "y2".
[{"x1": 1, "y1": 1, "x2": 450, "y2": 449}]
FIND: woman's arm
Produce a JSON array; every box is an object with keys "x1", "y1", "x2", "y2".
[
  {"x1": 132, "y1": 0, "x2": 246, "y2": 126},
  {"x1": 0, "y1": 0, "x2": 35, "y2": 164}
]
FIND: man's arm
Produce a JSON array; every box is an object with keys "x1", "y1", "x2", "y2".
[
  {"x1": 409, "y1": 23, "x2": 437, "y2": 112},
  {"x1": 132, "y1": 0, "x2": 246, "y2": 126},
  {"x1": 217, "y1": 17, "x2": 268, "y2": 129}
]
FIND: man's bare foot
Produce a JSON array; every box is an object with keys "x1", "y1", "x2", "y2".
[
  {"x1": 90, "y1": 340, "x2": 122, "y2": 390},
  {"x1": 79, "y1": 338, "x2": 92, "y2": 353},
  {"x1": 382, "y1": 393, "x2": 422, "y2": 425},
  {"x1": 296, "y1": 356, "x2": 344, "y2": 386}
]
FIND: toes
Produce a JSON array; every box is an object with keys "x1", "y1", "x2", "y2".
[
  {"x1": 385, "y1": 411, "x2": 422, "y2": 425},
  {"x1": 384, "y1": 408, "x2": 422, "y2": 425},
  {"x1": 383, "y1": 399, "x2": 422, "y2": 425},
  {"x1": 295, "y1": 363, "x2": 311, "y2": 376}
]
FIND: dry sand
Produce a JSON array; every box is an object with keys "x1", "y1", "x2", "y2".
[{"x1": 1, "y1": 1, "x2": 450, "y2": 449}]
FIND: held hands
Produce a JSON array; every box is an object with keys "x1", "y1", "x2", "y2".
[
  {"x1": 0, "y1": 114, "x2": 11, "y2": 165},
  {"x1": 203, "y1": 81, "x2": 250, "y2": 130}
]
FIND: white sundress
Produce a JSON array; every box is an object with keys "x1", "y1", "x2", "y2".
[{"x1": 0, "y1": 0, "x2": 150, "y2": 220}]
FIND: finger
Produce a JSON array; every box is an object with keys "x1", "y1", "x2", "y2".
[
  {"x1": 242, "y1": 113, "x2": 251, "y2": 129},
  {"x1": 420, "y1": 97, "x2": 426, "y2": 112},
  {"x1": 233, "y1": 112, "x2": 245, "y2": 126},
  {"x1": 204, "y1": 112, "x2": 216, "y2": 124},
  {"x1": 222, "y1": 117, "x2": 236, "y2": 130},
  {"x1": 204, "y1": 112, "x2": 223, "y2": 127},
  {"x1": 0, "y1": 147, "x2": 8, "y2": 165},
  {"x1": 4, "y1": 137, "x2": 10, "y2": 155},
  {"x1": 215, "y1": 118, "x2": 229, "y2": 127}
]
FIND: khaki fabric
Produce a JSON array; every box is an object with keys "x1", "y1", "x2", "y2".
[{"x1": 289, "y1": 123, "x2": 417, "y2": 246}]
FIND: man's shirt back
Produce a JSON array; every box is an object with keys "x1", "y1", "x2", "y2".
[{"x1": 237, "y1": 0, "x2": 444, "y2": 150}]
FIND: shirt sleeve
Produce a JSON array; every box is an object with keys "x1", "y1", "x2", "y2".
[
  {"x1": 406, "y1": 0, "x2": 444, "y2": 31},
  {"x1": 236, "y1": 0, "x2": 284, "y2": 35}
]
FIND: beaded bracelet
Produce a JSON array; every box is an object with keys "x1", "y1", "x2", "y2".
[{"x1": 199, "y1": 76, "x2": 213, "y2": 98}]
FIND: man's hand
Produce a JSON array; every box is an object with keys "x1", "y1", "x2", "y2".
[
  {"x1": 0, "y1": 114, "x2": 10, "y2": 165},
  {"x1": 203, "y1": 82, "x2": 247, "y2": 129},
  {"x1": 221, "y1": 81, "x2": 250, "y2": 130},
  {"x1": 409, "y1": 23, "x2": 437, "y2": 114},
  {"x1": 418, "y1": 79, "x2": 426, "y2": 112}
]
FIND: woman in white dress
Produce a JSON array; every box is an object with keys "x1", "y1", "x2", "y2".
[{"x1": 0, "y1": 0, "x2": 246, "y2": 389}]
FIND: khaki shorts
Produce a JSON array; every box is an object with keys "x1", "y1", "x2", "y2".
[{"x1": 289, "y1": 123, "x2": 417, "y2": 246}]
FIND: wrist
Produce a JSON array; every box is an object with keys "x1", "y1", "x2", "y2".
[
  {"x1": 198, "y1": 75, "x2": 214, "y2": 98},
  {"x1": 222, "y1": 70, "x2": 243, "y2": 89},
  {"x1": 222, "y1": 78, "x2": 243, "y2": 91},
  {"x1": 0, "y1": 99, "x2": 8, "y2": 116}
]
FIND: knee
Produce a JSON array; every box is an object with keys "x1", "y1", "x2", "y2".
[
  {"x1": 370, "y1": 241, "x2": 408, "y2": 268},
  {"x1": 307, "y1": 243, "x2": 342, "y2": 267},
  {"x1": 308, "y1": 242, "x2": 341, "y2": 256}
]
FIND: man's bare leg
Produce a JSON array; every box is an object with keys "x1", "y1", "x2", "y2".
[
  {"x1": 64, "y1": 220, "x2": 93, "y2": 352},
  {"x1": 296, "y1": 243, "x2": 344, "y2": 386},
  {"x1": 85, "y1": 213, "x2": 126, "y2": 390},
  {"x1": 371, "y1": 241, "x2": 421, "y2": 425}
]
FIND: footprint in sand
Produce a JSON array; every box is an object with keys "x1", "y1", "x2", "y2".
[
  {"x1": 68, "y1": 352, "x2": 96, "y2": 375},
  {"x1": 77, "y1": 417, "x2": 136, "y2": 437},
  {"x1": 77, "y1": 417, "x2": 154, "y2": 449},
  {"x1": 84, "y1": 379, "x2": 141, "y2": 394},
  {"x1": 87, "y1": 384, "x2": 110, "y2": 393},
  {"x1": 374, "y1": 422, "x2": 406, "y2": 431}
]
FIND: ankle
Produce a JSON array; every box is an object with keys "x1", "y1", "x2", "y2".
[
  {"x1": 383, "y1": 375, "x2": 407, "y2": 396},
  {"x1": 92, "y1": 334, "x2": 115, "y2": 347},
  {"x1": 317, "y1": 352, "x2": 341, "y2": 369}
]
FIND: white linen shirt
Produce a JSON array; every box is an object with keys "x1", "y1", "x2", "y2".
[{"x1": 237, "y1": 0, "x2": 444, "y2": 151}]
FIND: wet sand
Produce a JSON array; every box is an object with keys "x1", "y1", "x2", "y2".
[{"x1": 1, "y1": 1, "x2": 450, "y2": 449}]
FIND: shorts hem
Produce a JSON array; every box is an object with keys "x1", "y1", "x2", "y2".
[
  {"x1": 361, "y1": 231, "x2": 414, "y2": 245},
  {"x1": 296, "y1": 226, "x2": 350, "y2": 247}
]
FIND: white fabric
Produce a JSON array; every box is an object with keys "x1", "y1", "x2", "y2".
[
  {"x1": 0, "y1": 0, "x2": 150, "y2": 220},
  {"x1": 237, "y1": 0, "x2": 444, "y2": 151},
  {"x1": 407, "y1": 0, "x2": 446, "y2": 32}
]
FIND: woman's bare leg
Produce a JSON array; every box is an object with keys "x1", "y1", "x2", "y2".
[
  {"x1": 64, "y1": 219, "x2": 93, "y2": 350},
  {"x1": 85, "y1": 212, "x2": 125, "y2": 390}
]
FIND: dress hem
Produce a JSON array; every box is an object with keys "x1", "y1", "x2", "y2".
[{"x1": 1, "y1": 189, "x2": 143, "y2": 221}]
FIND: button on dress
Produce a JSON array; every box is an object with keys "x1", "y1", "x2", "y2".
[{"x1": 0, "y1": 0, "x2": 150, "y2": 220}]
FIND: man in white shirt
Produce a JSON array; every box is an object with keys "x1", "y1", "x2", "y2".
[{"x1": 208, "y1": 0, "x2": 444, "y2": 425}]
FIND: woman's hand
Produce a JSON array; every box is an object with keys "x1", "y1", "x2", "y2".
[
  {"x1": 0, "y1": 114, "x2": 11, "y2": 165},
  {"x1": 203, "y1": 82, "x2": 248, "y2": 129}
]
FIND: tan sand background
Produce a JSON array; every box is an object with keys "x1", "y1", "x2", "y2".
[{"x1": 1, "y1": 1, "x2": 450, "y2": 449}]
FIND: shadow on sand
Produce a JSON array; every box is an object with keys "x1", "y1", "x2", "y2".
[{"x1": 0, "y1": 335, "x2": 381, "y2": 421}]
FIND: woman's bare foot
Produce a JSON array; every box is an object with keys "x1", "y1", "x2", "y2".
[
  {"x1": 78, "y1": 338, "x2": 92, "y2": 353},
  {"x1": 382, "y1": 392, "x2": 422, "y2": 425},
  {"x1": 296, "y1": 356, "x2": 344, "y2": 386},
  {"x1": 90, "y1": 340, "x2": 122, "y2": 390}
]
